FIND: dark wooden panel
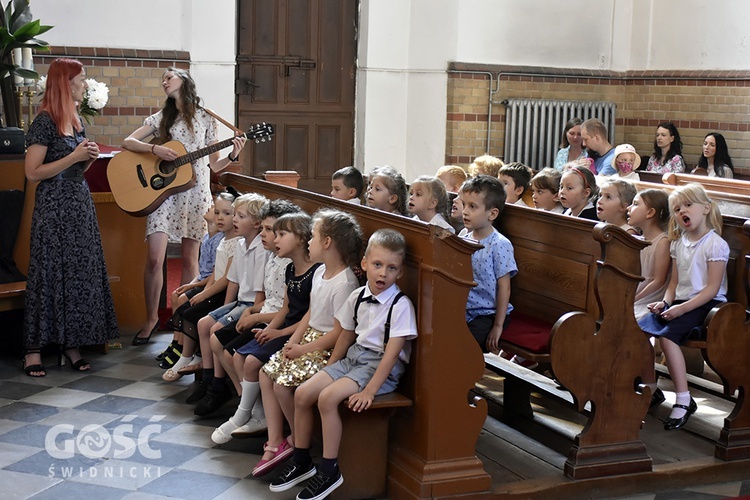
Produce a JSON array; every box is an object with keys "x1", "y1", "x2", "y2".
[{"x1": 238, "y1": 0, "x2": 356, "y2": 193}]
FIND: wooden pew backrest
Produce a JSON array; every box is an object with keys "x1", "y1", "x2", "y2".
[{"x1": 219, "y1": 172, "x2": 492, "y2": 499}]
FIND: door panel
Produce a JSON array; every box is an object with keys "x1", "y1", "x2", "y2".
[{"x1": 237, "y1": 0, "x2": 357, "y2": 193}]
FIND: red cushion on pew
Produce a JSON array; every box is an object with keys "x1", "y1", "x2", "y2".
[{"x1": 501, "y1": 312, "x2": 553, "y2": 354}]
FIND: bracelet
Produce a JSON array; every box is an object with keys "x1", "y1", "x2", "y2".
[
  {"x1": 228, "y1": 152, "x2": 239, "y2": 162},
  {"x1": 662, "y1": 300, "x2": 670, "y2": 308},
  {"x1": 151, "y1": 144, "x2": 156, "y2": 154}
]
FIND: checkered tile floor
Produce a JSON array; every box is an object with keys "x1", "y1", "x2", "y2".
[
  {"x1": 1, "y1": 335, "x2": 749, "y2": 499},
  {"x1": 0, "y1": 337, "x2": 292, "y2": 500}
]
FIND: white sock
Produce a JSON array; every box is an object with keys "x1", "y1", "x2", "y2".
[
  {"x1": 171, "y1": 355, "x2": 193, "y2": 372},
  {"x1": 252, "y1": 396, "x2": 265, "y2": 421},
  {"x1": 233, "y1": 380, "x2": 259, "y2": 424},
  {"x1": 670, "y1": 391, "x2": 692, "y2": 419}
]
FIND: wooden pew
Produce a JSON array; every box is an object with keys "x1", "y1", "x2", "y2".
[
  {"x1": 485, "y1": 205, "x2": 654, "y2": 479},
  {"x1": 220, "y1": 172, "x2": 490, "y2": 500},
  {"x1": 662, "y1": 172, "x2": 750, "y2": 197},
  {"x1": 631, "y1": 179, "x2": 750, "y2": 219}
]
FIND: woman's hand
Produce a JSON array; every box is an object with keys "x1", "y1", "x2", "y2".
[
  {"x1": 230, "y1": 135, "x2": 247, "y2": 159},
  {"x1": 152, "y1": 144, "x2": 179, "y2": 161},
  {"x1": 75, "y1": 140, "x2": 99, "y2": 162}
]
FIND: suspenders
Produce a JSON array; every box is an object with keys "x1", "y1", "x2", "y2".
[{"x1": 353, "y1": 289, "x2": 406, "y2": 346}]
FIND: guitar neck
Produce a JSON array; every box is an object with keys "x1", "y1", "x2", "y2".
[{"x1": 175, "y1": 134, "x2": 245, "y2": 166}]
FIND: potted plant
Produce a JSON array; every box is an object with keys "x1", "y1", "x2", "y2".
[{"x1": 0, "y1": 0, "x2": 52, "y2": 127}]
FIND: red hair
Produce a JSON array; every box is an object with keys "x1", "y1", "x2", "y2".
[{"x1": 41, "y1": 58, "x2": 83, "y2": 136}]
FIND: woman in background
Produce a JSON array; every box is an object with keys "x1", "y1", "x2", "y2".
[
  {"x1": 553, "y1": 117, "x2": 587, "y2": 171},
  {"x1": 696, "y1": 132, "x2": 734, "y2": 178},
  {"x1": 646, "y1": 122, "x2": 685, "y2": 173}
]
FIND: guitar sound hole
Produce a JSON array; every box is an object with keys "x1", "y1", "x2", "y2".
[{"x1": 158, "y1": 161, "x2": 176, "y2": 176}]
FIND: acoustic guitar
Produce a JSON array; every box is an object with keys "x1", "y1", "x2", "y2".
[{"x1": 107, "y1": 123, "x2": 274, "y2": 216}]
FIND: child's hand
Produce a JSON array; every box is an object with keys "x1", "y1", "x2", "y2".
[
  {"x1": 486, "y1": 325, "x2": 502, "y2": 355},
  {"x1": 235, "y1": 311, "x2": 256, "y2": 332},
  {"x1": 347, "y1": 390, "x2": 375, "y2": 412},
  {"x1": 175, "y1": 283, "x2": 193, "y2": 295},
  {"x1": 189, "y1": 291, "x2": 205, "y2": 306},
  {"x1": 283, "y1": 343, "x2": 305, "y2": 360},
  {"x1": 254, "y1": 327, "x2": 280, "y2": 344},
  {"x1": 647, "y1": 301, "x2": 666, "y2": 315},
  {"x1": 659, "y1": 303, "x2": 684, "y2": 321}
]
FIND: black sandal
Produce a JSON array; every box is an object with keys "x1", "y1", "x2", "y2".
[
  {"x1": 61, "y1": 348, "x2": 91, "y2": 372},
  {"x1": 23, "y1": 350, "x2": 47, "y2": 377}
]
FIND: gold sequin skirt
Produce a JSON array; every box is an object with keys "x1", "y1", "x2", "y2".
[{"x1": 262, "y1": 327, "x2": 331, "y2": 387}]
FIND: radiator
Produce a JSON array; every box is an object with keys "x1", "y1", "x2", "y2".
[{"x1": 501, "y1": 99, "x2": 616, "y2": 169}]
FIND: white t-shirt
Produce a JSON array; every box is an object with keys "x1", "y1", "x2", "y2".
[
  {"x1": 672, "y1": 229, "x2": 729, "y2": 302},
  {"x1": 309, "y1": 264, "x2": 360, "y2": 332},
  {"x1": 213, "y1": 236, "x2": 238, "y2": 280},
  {"x1": 227, "y1": 233, "x2": 271, "y2": 303},
  {"x1": 336, "y1": 283, "x2": 418, "y2": 363},
  {"x1": 260, "y1": 255, "x2": 291, "y2": 314},
  {"x1": 346, "y1": 197, "x2": 362, "y2": 205}
]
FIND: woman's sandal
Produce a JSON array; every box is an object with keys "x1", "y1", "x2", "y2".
[
  {"x1": 252, "y1": 438, "x2": 294, "y2": 477},
  {"x1": 23, "y1": 350, "x2": 46, "y2": 377},
  {"x1": 61, "y1": 348, "x2": 91, "y2": 372}
]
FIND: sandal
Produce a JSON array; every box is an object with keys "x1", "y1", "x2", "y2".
[
  {"x1": 23, "y1": 350, "x2": 46, "y2": 377},
  {"x1": 252, "y1": 438, "x2": 293, "y2": 477},
  {"x1": 61, "y1": 348, "x2": 91, "y2": 372}
]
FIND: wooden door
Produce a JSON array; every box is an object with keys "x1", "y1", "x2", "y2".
[{"x1": 237, "y1": 0, "x2": 357, "y2": 193}]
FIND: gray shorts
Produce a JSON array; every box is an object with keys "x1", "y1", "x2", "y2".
[
  {"x1": 208, "y1": 301, "x2": 253, "y2": 327},
  {"x1": 322, "y1": 343, "x2": 406, "y2": 395}
]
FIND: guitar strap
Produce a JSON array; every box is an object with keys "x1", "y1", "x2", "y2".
[{"x1": 199, "y1": 106, "x2": 243, "y2": 135}]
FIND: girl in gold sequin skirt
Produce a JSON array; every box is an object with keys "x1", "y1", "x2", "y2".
[{"x1": 253, "y1": 209, "x2": 363, "y2": 477}]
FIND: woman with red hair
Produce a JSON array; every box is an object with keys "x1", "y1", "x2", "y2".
[{"x1": 22, "y1": 58, "x2": 118, "y2": 377}]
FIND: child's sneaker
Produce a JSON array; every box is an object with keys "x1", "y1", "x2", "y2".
[
  {"x1": 269, "y1": 460, "x2": 316, "y2": 492},
  {"x1": 296, "y1": 469, "x2": 344, "y2": 500}
]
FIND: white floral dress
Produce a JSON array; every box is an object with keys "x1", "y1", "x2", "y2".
[{"x1": 144, "y1": 109, "x2": 218, "y2": 242}]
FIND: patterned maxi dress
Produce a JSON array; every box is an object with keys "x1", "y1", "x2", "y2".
[
  {"x1": 24, "y1": 112, "x2": 119, "y2": 349},
  {"x1": 143, "y1": 109, "x2": 218, "y2": 242}
]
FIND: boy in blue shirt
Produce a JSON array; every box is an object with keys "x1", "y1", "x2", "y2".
[{"x1": 458, "y1": 175, "x2": 517, "y2": 354}]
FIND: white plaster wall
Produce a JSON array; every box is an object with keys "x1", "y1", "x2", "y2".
[
  {"x1": 631, "y1": 0, "x2": 750, "y2": 70},
  {"x1": 33, "y1": 0, "x2": 237, "y2": 135},
  {"x1": 356, "y1": 0, "x2": 458, "y2": 179}
]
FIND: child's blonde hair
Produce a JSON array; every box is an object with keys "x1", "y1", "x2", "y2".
[
  {"x1": 313, "y1": 209, "x2": 364, "y2": 268},
  {"x1": 273, "y1": 212, "x2": 313, "y2": 256},
  {"x1": 435, "y1": 165, "x2": 467, "y2": 191},
  {"x1": 667, "y1": 183, "x2": 723, "y2": 241},
  {"x1": 468, "y1": 154, "x2": 503, "y2": 178},
  {"x1": 531, "y1": 167, "x2": 562, "y2": 193},
  {"x1": 365, "y1": 228, "x2": 407, "y2": 261},
  {"x1": 369, "y1": 165, "x2": 408, "y2": 215},
  {"x1": 233, "y1": 192, "x2": 268, "y2": 218},
  {"x1": 599, "y1": 178, "x2": 637, "y2": 208},
  {"x1": 637, "y1": 188, "x2": 670, "y2": 232},
  {"x1": 411, "y1": 175, "x2": 450, "y2": 221}
]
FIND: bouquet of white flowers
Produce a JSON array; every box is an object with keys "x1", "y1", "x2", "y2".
[
  {"x1": 35, "y1": 76, "x2": 109, "y2": 124},
  {"x1": 80, "y1": 78, "x2": 109, "y2": 124}
]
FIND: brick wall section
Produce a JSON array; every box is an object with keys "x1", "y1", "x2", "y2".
[
  {"x1": 27, "y1": 47, "x2": 190, "y2": 147},
  {"x1": 446, "y1": 64, "x2": 750, "y2": 178}
]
